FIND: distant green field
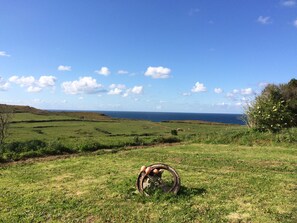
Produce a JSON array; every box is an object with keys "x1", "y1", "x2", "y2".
[
  {"x1": 8, "y1": 112, "x2": 245, "y2": 146},
  {"x1": 0, "y1": 144, "x2": 296, "y2": 222},
  {"x1": 7, "y1": 112, "x2": 296, "y2": 145},
  {"x1": 0, "y1": 111, "x2": 294, "y2": 162}
]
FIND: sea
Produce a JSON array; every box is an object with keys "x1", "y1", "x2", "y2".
[
  {"x1": 98, "y1": 111, "x2": 245, "y2": 125},
  {"x1": 50, "y1": 110, "x2": 245, "y2": 125}
]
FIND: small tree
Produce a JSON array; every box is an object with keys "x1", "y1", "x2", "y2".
[
  {"x1": 279, "y1": 78, "x2": 297, "y2": 125},
  {"x1": 245, "y1": 79, "x2": 296, "y2": 132},
  {"x1": 0, "y1": 105, "x2": 13, "y2": 148}
]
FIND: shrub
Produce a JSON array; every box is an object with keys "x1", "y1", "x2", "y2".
[
  {"x1": 0, "y1": 105, "x2": 13, "y2": 148},
  {"x1": 2, "y1": 140, "x2": 47, "y2": 153},
  {"x1": 279, "y1": 79, "x2": 297, "y2": 125},
  {"x1": 20, "y1": 150, "x2": 43, "y2": 159},
  {"x1": 0, "y1": 154, "x2": 6, "y2": 162},
  {"x1": 171, "y1": 129, "x2": 178, "y2": 136},
  {"x1": 153, "y1": 136, "x2": 181, "y2": 144},
  {"x1": 43, "y1": 141, "x2": 74, "y2": 155},
  {"x1": 132, "y1": 136, "x2": 144, "y2": 146},
  {"x1": 76, "y1": 141, "x2": 103, "y2": 152},
  {"x1": 245, "y1": 79, "x2": 296, "y2": 132},
  {"x1": 246, "y1": 97, "x2": 294, "y2": 132}
]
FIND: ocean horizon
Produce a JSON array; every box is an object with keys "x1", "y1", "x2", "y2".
[{"x1": 49, "y1": 110, "x2": 245, "y2": 125}]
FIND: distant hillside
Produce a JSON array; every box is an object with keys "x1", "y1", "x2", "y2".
[
  {"x1": 51, "y1": 111, "x2": 111, "y2": 121},
  {"x1": 0, "y1": 104, "x2": 46, "y2": 114},
  {"x1": 0, "y1": 104, "x2": 112, "y2": 121}
]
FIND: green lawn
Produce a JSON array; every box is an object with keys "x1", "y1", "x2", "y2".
[{"x1": 1, "y1": 144, "x2": 296, "y2": 222}]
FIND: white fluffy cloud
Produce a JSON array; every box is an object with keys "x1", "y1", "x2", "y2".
[
  {"x1": 108, "y1": 84, "x2": 126, "y2": 95},
  {"x1": 58, "y1": 65, "x2": 71, "y2": 71},
  {"x1": 282, "y1": 0, "x2": 296, "y2": 6},
  {"x1": 214, "y1": 88, "x2": 223, "y2": 94},
  {"x1": 27, "y1": 86, "x2": 42, "y2": 93},
  {"x1": 109, "y1": 84, "x2": 126, "y2": 89},
  {"x1": 0, "y1": 77, "x2": 9, "y2": 91},
  {"x1": 191, "y1": 82, "x2": 207, "y2": 92},
  {"x1": 9, "y1": 75, "x2": 35, "y2": 86},
  {"x1": 226, "y1": 92, "x2": 234, "y2": 98},
  {"x1": 227, "y1": 88, "x2": 254, "y2": 98},
  {"x1": 9, "y1": 75, "x2": 57, "y2": 93},
  {"x1": 131, "y1": 86, "x2": 143, "y2": 94},
  {"x1": 241, "y1": 88, "x2": 254, "y2": 95},
  {"x1": 0, "y1": 51, "x2": 10, "y2": 57},
  {"x1": 95, "y1": 67, "x2": 110, "y2": 76},
  {"x1": 107, "y1": 84, "x2": 143, "y2": 97},
  {"x1": 62, "y1": 76, "x2": 104, "y2": 94},
  {"x1": 123, "y1": 85, "x2": 144, "y2": 97},
  {"x1": 108, "y1": 88, "x2": 123, "y2": 95},
  {"x1": 257, "y1": 16, "x2": 272, "y2": 24},
  {"x1": 117, "y1": 70, "x2": 129, "y2": 74},
  {"x1": 38, "y1": 76, "x2": 56, "y2": 87},
  {"x1": 144, "y1": 66, "x2": 171, "y2": 79}
]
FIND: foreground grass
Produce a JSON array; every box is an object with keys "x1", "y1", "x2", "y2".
[{"x1": 1, "y1": 144, "x2": 296, "y2": 222}]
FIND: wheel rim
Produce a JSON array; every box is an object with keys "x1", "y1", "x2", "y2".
[{"x1": 137, "y1": 163, "x2": 180, "y2": 196}]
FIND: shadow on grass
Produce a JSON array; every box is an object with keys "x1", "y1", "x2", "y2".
[
  {"x1": 178, "y1": 186, "x2": 207, "y2": 198},
  {"x1": 113, "y1": 176, "x2": 206, "y2": 203},
  {"x1": 124, "y1": 185, "x2": 207, "y2": 203}
]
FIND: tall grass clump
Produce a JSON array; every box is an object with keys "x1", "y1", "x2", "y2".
[
  {"x1": 152, "y1": 136, "x2": 181, "y2": 144},
  {"x1": 42, "y1": 141, "x2": 75, "y2": 155},
  {"x1": 188, "y1": 128, "x2": 297, "y2": 146},
  {"x1": 0, "y1": 139, "x2": 76, "y2": 162},
  {"x1": 75, "y1": 140, "x2": 104, "y2": 152}
]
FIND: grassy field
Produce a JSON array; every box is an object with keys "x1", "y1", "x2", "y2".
[
  {"x1": 0, "y1": 107, "x2": 296, "y2": 222},
  {"x1": 7, "y1": 112, "x2": 297, "y2": 145},
  {"x1": 0, "y1": 144, "x2": 296, "y2": 222},
  {"x1": 0, "y1": 109, "x2": 295, "y2": 162}
]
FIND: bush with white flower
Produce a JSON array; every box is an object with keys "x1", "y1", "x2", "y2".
[{"x1": 245, "y1": 79, "x2": 296, "y2": 132}]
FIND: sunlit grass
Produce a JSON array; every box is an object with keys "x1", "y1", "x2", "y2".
[{"x1": 1, "y1": 144, "x2": 296, "y2": 222}]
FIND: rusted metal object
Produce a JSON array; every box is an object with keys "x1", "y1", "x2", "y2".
[{"x1": 136, "y1": 163, "x2": 180, "y2": 196}]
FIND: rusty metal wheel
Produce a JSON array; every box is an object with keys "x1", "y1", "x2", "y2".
[{"x1": 136, "y1": 163, "x2": 180, "y2": 196}]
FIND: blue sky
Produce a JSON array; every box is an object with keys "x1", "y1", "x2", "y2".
[{"x1": 0, "y1": 0, "x2": 296, "y2": 113}]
